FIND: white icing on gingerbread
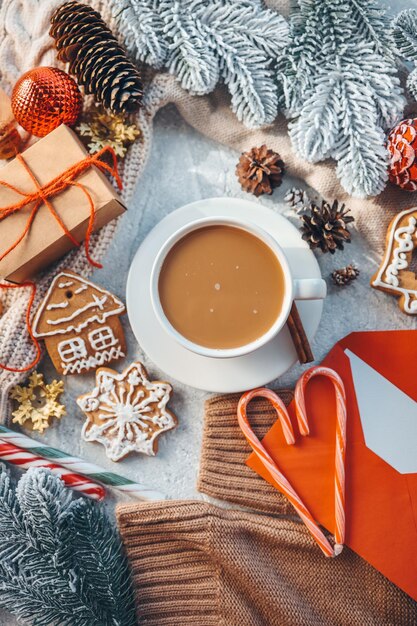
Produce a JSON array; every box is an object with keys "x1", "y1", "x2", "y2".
[
  {"x1": 384, "y1": 217, "x2": 416, "y2": 287},
  {"x1": 58, "y1": 337, "x2": 88, "y2": 363},
  {"x1": 57, "y1": 326, "x2": 122, "y2": 373},
  {"x1": 61, "y1": 346, "x2": 125, "y2": 375},
  {"x1": 77, "y1": 362, "x2": 176, "y2": 461},
  {"x1": 46, "y1": 294, "x2": 108, "y2": 326},
  {"x1": 372, "y1": 207, "x2": 417, "y2": 314},
  {"x1": 32, "y1": 272, "x2": 125, "y2": 338},
  {"x1": 88, "y1": 325, "x2": 117, "y2": 351},
  {"x1": 47, "y1": 300, "x2": 69, "y2": 311}
]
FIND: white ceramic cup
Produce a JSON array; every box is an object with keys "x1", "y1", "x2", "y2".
[{"x1": 150, "y1": 216, "x2": 326, "y2": 359}]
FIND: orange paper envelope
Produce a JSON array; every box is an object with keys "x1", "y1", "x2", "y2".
[{"x1": 247, "y1": 330, "x2": 417, "y2": 600}]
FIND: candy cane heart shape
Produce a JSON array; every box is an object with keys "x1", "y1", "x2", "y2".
[
  {"x1": 294, "y1": 366, "x2": 347, "y2": 556},
  {"x1": 237, "y1": 388, "x2": 337, "y2": 558}
]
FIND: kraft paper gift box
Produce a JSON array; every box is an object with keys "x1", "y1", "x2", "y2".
[
  {"x1": 0, "y1": 124, "x2": 126, "y2": 283},
  {"x1": 247, "y1": 330, "x2": 417, "y2": 603}
]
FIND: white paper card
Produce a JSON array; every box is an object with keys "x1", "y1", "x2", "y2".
[{"x1": 345, "y1": 349, "x2": 417, "y2": 474}]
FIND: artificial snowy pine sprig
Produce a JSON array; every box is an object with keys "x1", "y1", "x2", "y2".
[
  {"x1": 279, "y1": 0, "x2": 405, "y2": 198},
  {"x1": 0, "y1": 466, "x2": 136, "y2": 626},
  {"x1": 110, "y1": 0, "x2": 289, "y2": 128},
  {"x1": 392, "y1": 10, "x2": 417, "y2": 102}
]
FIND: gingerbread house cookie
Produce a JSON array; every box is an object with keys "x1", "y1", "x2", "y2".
[
  {"x1": 32, "y1": 271, "x2": 126, "y2": 374},
  {"x1": 77, "y1": 361, "x2": 177, "y2": 461},
  {"x1": 371, "y1": 207, "x2": 417, "y2": 314}
]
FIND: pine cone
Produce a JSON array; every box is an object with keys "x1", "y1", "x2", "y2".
[
  {"x1": 50, "y1": 1, "x2": 143, "y2": 114},
  {"x1": 284, "y1": 187, "x2": 310, "y2": 214},
  {"x1": 332, "y1": 264, "x2": 359, "y2": 286},
  {"x1": 236, "y1": 145, "x2": 284, "y2": 196},
  {"x1": 387, "y1": 118, "x2": 417, "y2": 191},
  {"x1": 300, "y1": 200, "x2": 354, "y2": 254}
]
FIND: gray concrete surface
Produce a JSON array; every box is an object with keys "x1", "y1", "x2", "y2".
[
  {"x1": 33, "y1": 104, "x2": 415, "y2": 512},
  {"x1": 1, "y1": 3, "x2": 416, "y2": 616}
]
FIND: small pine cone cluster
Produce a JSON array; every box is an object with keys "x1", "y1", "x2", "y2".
[
  {"x1": 300, "y1": 200, "x2": 354, "y2": 254},
  {"x1": 284, "y1": 187, "x2": 310, "y2": 213},
  {"x1": 332, "y1": 264, "x2": 359, "y2": 286},
  {"x1": 50, "y1": 1, "x2": 143, "y2": 114},
  {"x1": 236, "y1": 145, "x2": 284, "y2": 196}
]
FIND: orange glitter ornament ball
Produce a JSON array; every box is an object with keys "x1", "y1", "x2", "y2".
[{"x1": 11, "y1": 67, "x2": 82, "y2": 137}]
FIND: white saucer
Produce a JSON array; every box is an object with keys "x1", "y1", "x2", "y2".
[{"x1": 126, "y1": 198, "x2": 323, "y2": 392}]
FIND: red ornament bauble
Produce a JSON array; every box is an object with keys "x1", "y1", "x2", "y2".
[
  {"x1": 387, "y1": 118, "x2": 417, "y2": 191},
  {"x1": 11, "y1": 67, "x2": 82, "y2": 138}
]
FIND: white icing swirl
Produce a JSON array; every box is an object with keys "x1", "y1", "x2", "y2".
[{"x1": 384, "y1": 217, "x2": 416, "y2": 287}]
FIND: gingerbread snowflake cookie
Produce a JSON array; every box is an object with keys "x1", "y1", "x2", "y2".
[
  {"x1": 371, "y1": 207, "x2": 417, "y2": 314},
  {"x1": 32, "y1": 271, "x2": 126, "y2": 375},
  {"x1": 77, "y1": 362, "x2": 177, "y2": 461}
]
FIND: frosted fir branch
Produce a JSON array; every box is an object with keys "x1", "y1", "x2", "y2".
[
  {"x1": 110, "y1": 0, "x2": 168, "y2": 68},
  {"x1": 289, "y1": 71, "x2": 341, "y2": 162},
  {"x1": 349, "y1": 0, "x2": 396, "y2": 60},
  {"x1": 333, "y1": 78, "x2": 389, "y2": 198},
  {"x1": 198, "y1": 0, "x2": 288, "y2": 59},
  {"x1": 194, "y1": 1, "x2": 288, "y2": 127},
  {"x1": 407, "y1": 66, "x2": 417, "y2": 101},
  {"x1": 58, "y1": 498, "x2": 136, "y2": 625},
  {"x1": 392, "y1": 10, "x2": 417, "y2": 106},
  {"x1": 392, "y1": 9, "x2": 417, "y2": 62},
  {"x1": 200, "y1": 26, "x2": 277, "y2": 127},
  {"x1": 277, "y1": 0, "x2": 328, "y2": 115},
  {"x1": 0, "y1": 577, "x2": 92, "y2": 626},
  {"x1": 110, "y1": 0, "x2": 289, "y2": 127},
  {"x1": 16, "y1": 465, "x2": 72, "y2": 555},
  {"x1": 281, "y1": 0, "x2": 404, "y2": 197},
  {"x1": 0, "y1": 466, "x2": 136, "y2": 626},
  {"x1": 161, "y1": 2, "x2": 219, "y2": 94},
  {"x1": 0, "y1": 470, "x2": 98, "y2": 625}
]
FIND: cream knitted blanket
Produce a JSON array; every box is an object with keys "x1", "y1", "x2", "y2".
[{"x1": 0, "y1": 0, "x2": 415, "y2": 418}]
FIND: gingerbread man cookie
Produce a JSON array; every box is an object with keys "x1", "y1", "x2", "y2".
[
  {"x1": 371, "y1": 207, "x2": 417, "y2": 314},
  {"x1": 77, "y1": 362, "x2": 177, "y2": 461},
  {"x1": 32, "y1": 271, "x2": 126, "y2": 375}
]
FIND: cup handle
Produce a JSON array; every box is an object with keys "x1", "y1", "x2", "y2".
[{"x1": 293, "y1": 278, "x2": 327, "y2": 301}]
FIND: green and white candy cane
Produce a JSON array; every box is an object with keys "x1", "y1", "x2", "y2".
[{"x1": 0, "y1": 424, "x2": 165, "y2": 501}]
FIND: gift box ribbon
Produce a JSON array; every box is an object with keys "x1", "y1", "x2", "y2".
[
  {"x1": 0, "y1": 145, "x2": 122, "y2": 268},
  {"x1": 0, "y1": 145, "x2": 122, "y2": 373}
]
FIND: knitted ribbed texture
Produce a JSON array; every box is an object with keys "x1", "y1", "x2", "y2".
[
  {"x1": 117, "y1": 500, "x2": 417, "y2": 626},
  {"x1": 198, "y1": 391, "x2": 295, "y2": 515},
  {"x1": 0, "y1": 0, "x2": 163, "y2": 418}
]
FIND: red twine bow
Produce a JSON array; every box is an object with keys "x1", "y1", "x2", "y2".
[{"x1": 0, "y1": 146, "x2": 123, "y2": 373}]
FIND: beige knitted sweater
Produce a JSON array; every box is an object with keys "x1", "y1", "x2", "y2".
[
  {"x1": 117, "y1": 392, "x2": 417, "y2": 625},
  {"x1": 117, "y1": 500, "x2": 417, "y2": 626}
]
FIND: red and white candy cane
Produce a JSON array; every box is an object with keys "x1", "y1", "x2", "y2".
[
  {"x1": 0, "y1": 441, "x2": 105, "y2": 501},
  {"x1": 239, "y1": 388, "x2": 296, "y2": 446},
  {"x1": 294, "y1": 366, "x2": 347, "y2": 555},
  {"x1": 238, "y1": 380, "x2": 346, "y2": 558}
]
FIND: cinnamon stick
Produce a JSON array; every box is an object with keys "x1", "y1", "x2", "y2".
[{"x1": 287, "y1": 302, "x2": 314, "y2": 364}]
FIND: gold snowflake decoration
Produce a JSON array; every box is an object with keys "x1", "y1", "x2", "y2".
[
  {"x1": 10, "y1": 372, "x2": 66, "y2": 434},
  {"x1": 76, "y1": 106, "x2": 141, "y2": 158}
]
